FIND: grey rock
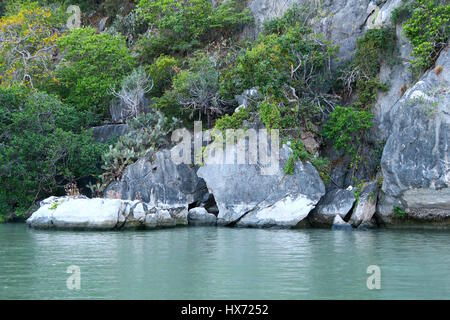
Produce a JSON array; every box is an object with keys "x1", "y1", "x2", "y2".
[
  {"x1": 109, "y1": 96, "x2": 149, "y2": 123},
  {"x1": 188, "y1": 207, "x2": 217, "y2": 226},
  {"x1": 248, "y1": 0, "x2": 374, "y2": 62},
  {"x1": 379, "y1": 47, "x2": 450, "y2": 223},
  {"x1": 309, "y1": 189, "x2": 356, "y2": 227},
  {"x1": 350, "y1": 181, "x2": 379, "y2": 227},
  {"x1": 332, "y1": 215, "x2": 353, "y2": 231},
  {"x1": 235, "y1": 87, "x2": 261, "y2": 109},
  {"x1": 26, "y1": 197, "x2": 186, "y2": 230},
  {"x1": 92, "y1": 124, "x2": 129, "y2": 143},
  {"x1": 105, "y1": 147, "x2": 207, "y2": 207},
  {"x1": 198, "y1": 144, "x2": 325, "y2": 228}
]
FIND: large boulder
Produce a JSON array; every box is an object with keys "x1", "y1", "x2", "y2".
[
  {"x1": 26, "y1": 197, "x2": 187, "y2": 230},
  {"x1": 197, "y1": 144, "x2": 325, "y2": 228},
  {"x1": 332, "y1": 215, "x2": 353, "y2": 231},
  {"x1": 188, "y1": 207, "x2": 217, "y2": 226},
  {"x1": 309, "y1": 189, "x2": 356, "y2": 227},
  {"x1": 105, "y1": 148, "x2": 207, "y2": 208},
  {"x1": 379, "y1": 47, "x2": 450, "y2": 225},
  {"x1": 349, "y1": 181, "x2": 379, "y2": 228}
]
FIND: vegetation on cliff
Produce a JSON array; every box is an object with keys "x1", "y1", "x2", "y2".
[{"x1": 0, "y1": 0, "x2": 448, "y2": 221}]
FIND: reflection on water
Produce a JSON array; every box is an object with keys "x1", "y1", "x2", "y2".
[{"x1": 0, "y1": 224, "x2": 449, "y2": 299}]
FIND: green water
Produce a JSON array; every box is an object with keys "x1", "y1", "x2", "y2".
[{"x1": 0, "y1": 224, "x2": 449, "y2": 299}]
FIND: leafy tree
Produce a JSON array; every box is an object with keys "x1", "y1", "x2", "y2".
[
  {"x1": 54, "y1": 27, "x2": 135, "y2": 120},
  {"x1": 0, "y1": 87, "x2": 106, "y2": 219},
  {"x1": 172, "y1": 53, "x2": 228, "y2": 128},
  {"x1": 136, "y1": 0, "x2": 253, "y2": 61},
  {"x1": 0, "y1": 3, "x2": 60, "y2": 88}
]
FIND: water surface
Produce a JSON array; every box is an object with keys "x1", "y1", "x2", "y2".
[{"x1": 1, "y1": 224, "x2": 449, "y2": 299}]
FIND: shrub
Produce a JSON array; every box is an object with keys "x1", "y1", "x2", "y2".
[
  {"x1": 338, "y1": 27, "x2": 397, "y2": 109},
  {"x1": 403, "y1": 0, "x2": 449, "y2": 74},
  {"x1": 54, "y1": 27, "x2": 135, "y2": 120},
  {"x1": 136, "y1": 0, "x2": 253, "y2": 61},
  {"x1": 92, "y1": 111, "x2": 179, "y2": 194},
  {"x1": 284, "y1": 139, "x2": 330, "y2": 183},
  {"x1": 258, "y1": 99, "x2": 282, "y2": 130},
  {"x1": 172, "y1": 53, "x2": 228, "y2": 128},
  {"x1": 214, "y1": 108, "x2": 250, "y2": 132},
  {"x1": 110, "y1": 66, "x2": 153, "y2": 121},
  {"x1": 0, "y1": 87, "x2": 106, "y2": 218},
  {"x1": 322, "y1": 106, "x2": 373, "y2": 155},
  {"x1": 146, "y1": 55, "x2": 178, "y2": 97}
]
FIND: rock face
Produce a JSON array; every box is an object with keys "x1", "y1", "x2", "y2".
[
  {"x1": 92, "y1": 124, "x2": 129, "y2": 143},
  {"x1": 198, "y1": 144, "x2": 325, "y2": 228},
  {"x1": 188, "y1": 207, "x2": 217, "y2": 226},
  {"x1": 247, "y1": 0, "x2": 394, "y2": 62},
  {"x1": 309, "y1": 189, "x2": 356, "y2": 227},
  {"x1": 26, "y1": 197, "x2": 188, "y2": 230},
  {"x1": 105, "y1": 148, "x2": 207, "y2": 207},
  {"x1": 350, "y1": 181, "x2": 379, "y2": 228},
  {"x1": 379, "y1": 47, "x2": 450, "y2": 224},
  {"x1": 332, "y1": 215, "x2": 353, "y2": 231}
]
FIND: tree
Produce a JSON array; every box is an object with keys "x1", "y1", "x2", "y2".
[
  {"x1": 0, "y1": 3, "x2": 59, "y2": 88},
  {"x1": 0, "y1": 86, "x2": 106, "y2": 219},
  {"x1": 110, "y1": 66, "x2": 154, "y2": 121},
  {"x1": 54, "y1": 27, "x2": 136, "y2": 120},
  {"x1": 173, "y1": 53, "x2": 228, "y2": 128}
]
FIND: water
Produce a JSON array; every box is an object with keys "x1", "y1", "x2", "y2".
[{"x1": 0, "y1": 224, "x2": 449, "y2": 300}]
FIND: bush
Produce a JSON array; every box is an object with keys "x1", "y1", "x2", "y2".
[
  {"x1": 258, "y1": 99, "x2": 282, "y2": 130},
  {"x1": 284, "y1": 139, "x2": 330, "y2": 183},
  {"x1": 172, "y1": 53, "x2": 228, "y2": 128},
  {"x1": 220, "y1": 5, "x2": 336, "y2": 110},
  {"x1": 146, "y1": 55, "x2": 178, "y2": 97},
  {"x1": 92, "y1": 111, "x2": 179, "y2": 194},
  {"x1": 214, "y1": 108, "x2": 250, "y2": 132},
  {"x1": 338, "y1": 27, "x2": 397, "y2": 109},
  {"x1": 403, "y1": 0, "x2": 449, "y2": 74},
  {"x1": 322, "y1": 106, "x2": 373, "y2": 155},
  {"x1": 136, "y1": 0, "x2": 253, "y2": 61},
  {"x1": 0, "y1": 87, "x2": 106, "y2": 218},
  {"x1": 54, "y1": 27, "x2": 135, "y2": 120}
]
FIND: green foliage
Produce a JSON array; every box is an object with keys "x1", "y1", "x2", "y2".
[
  {"x1": 394, "y1": 206, "x2": 407, "y2": 218},
  {"x1": 147, "y1": 55, "x2": 178, "y2": 97},
  {"x1": 0, "y1": 3, "x2": 61, "y2": 88},
  {"x1": 258, "y1": 99, "x2": 281, "y2": 130},
  {"x1": 337, "y1": 27, "x2": 397, "y2": 110},
  {"x1": 322, "y1": 106, "x2": 373, "y2": 155},
  {"x1": 171, "y1": 53, "x2": 227, "y2": 127},
  {"x1": 54, "y1": 27, "x2": 135, "y2": 120},
  {"x1": 136, "y1": 0, "x2": 253, "y2": 61},
  {"x1": 0, "y1": 87, "x2": 106, "y2": 218},
  {"x1": 221, "y1": 5, "x2": 336, "y2": 109},
  {"x1": 403, "y1": 0, "x2": 449, "y2": 74},
  {"x1": 355, "y1": 28, "x2": 397, "y2": 79},
  {"x1": 214, "y1": 108, "x2": 250, "y2": 132},
  {"x1": 391, "y1": 0, "x2": 416, "y2": 24},
  {"x1": 92, "y1": 111, "x2": 179, "y2": 194},
  {"x1": 284, "y1": 139, "x2": 330, "y2": 183}
]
